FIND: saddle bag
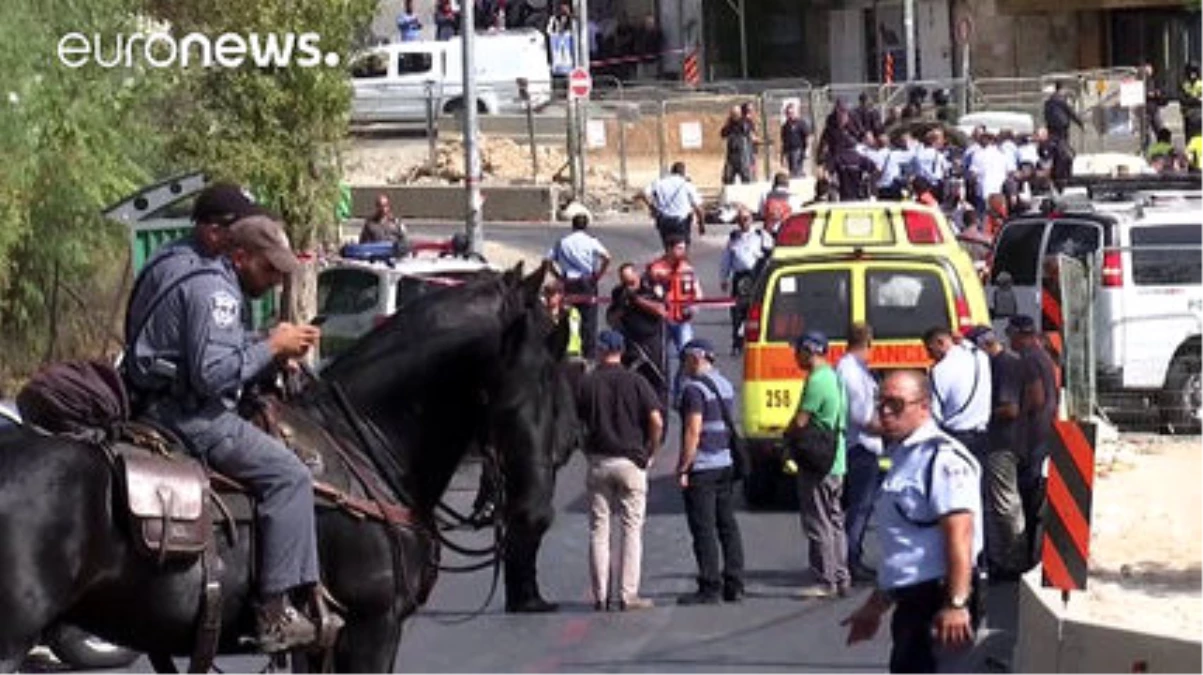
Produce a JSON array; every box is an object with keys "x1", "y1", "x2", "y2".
[{"x1": 116, "y1": 450, "x2": 212, "y2": 564}]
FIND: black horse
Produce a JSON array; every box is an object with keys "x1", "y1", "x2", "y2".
[{"x1": 0, "y1": 264, "x2": 578, "y2": 672}]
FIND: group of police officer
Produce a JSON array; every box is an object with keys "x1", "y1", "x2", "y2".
[{"x1": 123, "y1": 184, "x2": 335, "y2": 653}]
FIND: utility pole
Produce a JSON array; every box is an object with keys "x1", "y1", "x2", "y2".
[
  {"x1": 462, "y1": 5, "x2": 484, "y2": 254},
  {"x1": 904, "y1": 0, "x2": 916, "y2": 81},
  {"x1": 572, "y1": 0, "x2": 589, "y2": 201}
]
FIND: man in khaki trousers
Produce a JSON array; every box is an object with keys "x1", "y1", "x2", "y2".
[{"x1": 577, "y1": 330, "x2": 664, "y2": 611}]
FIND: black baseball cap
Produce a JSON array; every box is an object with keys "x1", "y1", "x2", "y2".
[{"x1": 192, "y1": 182, "x2": 273, "y2": 226}]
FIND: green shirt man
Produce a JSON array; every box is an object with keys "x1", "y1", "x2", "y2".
[{"x1": 792, "y1": 332, "x2": 847, "y2": 476}]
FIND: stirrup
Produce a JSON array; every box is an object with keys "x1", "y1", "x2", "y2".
[{"x1": 309, "y1": 584, "x2": 345, "y2": 651}]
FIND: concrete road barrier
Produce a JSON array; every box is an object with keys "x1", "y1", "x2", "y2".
[
  {"x1": 351, "y1": 185, "x2": 560, "y2": 223},
  {"x1": 1016, "y1": 568, "x2": 1202, "y2": 673}
]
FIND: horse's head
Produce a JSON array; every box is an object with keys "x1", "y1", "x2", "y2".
[{"x1": 318, "y1": 261, "x2": 578, "y2": 514}]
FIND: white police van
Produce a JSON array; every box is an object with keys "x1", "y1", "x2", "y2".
[
  {"x1": 316, "y1": 241, "x2": 498, "y2": 365},
  {"x1": 987, "y1": 177, "x2": 1202, "y2": 431}
]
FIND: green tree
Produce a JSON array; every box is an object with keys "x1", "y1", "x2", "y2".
[
  {"x1": 160, "y1": 0, "x2": 377, "y2": 320},
  {"x1": 0, "y1": 0, "x2": 173, "y2": 379}
]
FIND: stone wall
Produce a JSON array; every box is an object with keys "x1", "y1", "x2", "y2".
[{"x1": 953, "y1": 0, "x2": 1107, "y2": 78}]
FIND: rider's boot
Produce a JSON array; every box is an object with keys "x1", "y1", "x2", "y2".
[{"x1": 256, "y1": 593, "x2": 318, "y2": 653}]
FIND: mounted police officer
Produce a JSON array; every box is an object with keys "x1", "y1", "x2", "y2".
[{"x1": 123, "y1": 186, "x2": 335, "y2": 653}]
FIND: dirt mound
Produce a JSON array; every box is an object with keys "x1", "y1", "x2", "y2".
[{"x1": 402, "y1": 136, "x2": 569, "y2": 185}]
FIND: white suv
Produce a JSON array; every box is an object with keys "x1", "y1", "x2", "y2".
[
  {"x1": 316, "y1": 248, "x2": 497, "y2": 365},
  {"x1": 987, "y1": 191, "x2": 1202, "y2": 431}
]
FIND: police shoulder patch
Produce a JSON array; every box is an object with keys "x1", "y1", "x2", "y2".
[{"x1": 210, "y1": 291, "x2": 240, "y2": 329}]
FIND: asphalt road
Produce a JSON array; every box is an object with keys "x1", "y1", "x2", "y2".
[{"x1": 48, "y1": 219, "x2": 1019, "y2": 673}]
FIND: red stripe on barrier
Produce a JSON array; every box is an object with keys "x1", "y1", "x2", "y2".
[
  {"x1": 1057, "y1": 420, "x2": 1095, "y2": 490},
  {"x1": 1046, "y1": 463, "x2": 1091, "y2": 557},
  {"x1": 1041, "y1": 537, "x2": 1076, "y2": 590},
  {"x1": 563, "y1": 294, "x2": 737, "y2": 308}
]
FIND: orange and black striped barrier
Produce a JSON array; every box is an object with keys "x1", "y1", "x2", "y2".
[
  {"x1": 1041, "y1": 420, "x2": 1096, "y2": 591},
  {"x1": 1040, "y1": 272, "x2": 1065, "y2": 388},
  {"x1": 883, "y1": 52, "x2": 895, "y2": 84}
]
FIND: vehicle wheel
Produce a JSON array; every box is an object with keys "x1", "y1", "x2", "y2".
[
  {"x1": 46, "y1": 624, "x2": 140, "y2": 670},
  {"x1": 1161, "y1": 349, "x2": 1202, "y2": 434},
  {"x1": 443, "y1": 99, "x2": 464, "y2": 114}
]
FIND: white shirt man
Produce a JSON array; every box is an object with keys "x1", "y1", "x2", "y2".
[
  {"x1": 969, "y1": 141, "x2": 1011, "y2": 203},
  {"x1": 924, "y1": 328, "x2": 992, "y2": 457}
]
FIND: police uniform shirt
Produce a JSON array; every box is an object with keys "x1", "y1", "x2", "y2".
[
  {"x1": 133, "y1": 255, "x2": 274, "y2": 411},
  {"x1": 125, "y1": 237, "x2": 209, "y2": 390},
  {"x1": 857, "y1": 144, "x2": 889, "y2": 172},
  {"x1": 547, "y1": 231, "x2": 609, "y2": 281},
  {"x1": 720, "y1": 228, "x2": 772, "y2": 281},
  {"x1": 911, "y1": 146, "x2": 949, "y2": 184},
  {"x1": 876, "y1": 419, "x2": 984, "y2": 590},
  {"x1": 930, "y1": 343, "x2": 992, "y2": 432},
  {"x1": 877, "y1": 148, "x2": 915, "y2": 188},
  {"x1": 644, "y1": 174, "x2": 701, "y2": 220}
]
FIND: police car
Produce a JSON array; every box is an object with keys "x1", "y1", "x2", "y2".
[
  {"x1": 741, "y1": 201, "x2": 991, "y2": 507},
  {"x1": 316, "y1": 240, "x2": 498, "y2": 365}
]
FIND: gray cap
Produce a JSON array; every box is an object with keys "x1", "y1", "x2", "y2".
[{"x1": 228, "y1": 215, "x2": 300, "y2": 274}]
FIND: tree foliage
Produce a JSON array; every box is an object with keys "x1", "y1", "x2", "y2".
[
  {"x1": 0, "y1": 0, "x2": 173, "y2": 379},
  {"x1": 159, "y1": 0, "x2": 377, "y2": 252}
]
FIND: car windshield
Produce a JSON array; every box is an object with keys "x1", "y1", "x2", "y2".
[
  {"x1": 318, "y1": 269, "x2": 380, "y2": 315},
  {"x1": 865, "y1": 268, "x2": 952, "y2": 340},
  {"x1": 765, "y1": 268, "x2": 851, "y2": 343}
]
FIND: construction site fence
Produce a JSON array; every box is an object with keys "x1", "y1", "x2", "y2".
[{"x1": 582, "y1": 68, "x2": 1153, "y2": 193}]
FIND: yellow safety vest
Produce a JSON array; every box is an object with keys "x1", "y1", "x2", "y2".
[
  {"x1": 1186, "y1": 78, "x2": 1203, "y2": 99},
  {"x1": 566, "y1": 307, "x2": 582, "y2": 357},
  {"x1": 1189, "y1": 136, "x2": 1202, "y2": 170}
]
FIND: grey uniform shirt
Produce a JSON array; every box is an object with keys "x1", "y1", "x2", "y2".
[{"x1": 126, "y1": 248, "x2": 274, "y2": 410}]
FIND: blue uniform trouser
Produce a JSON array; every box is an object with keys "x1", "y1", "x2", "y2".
[
  {"x1": 150, "y1": 405, "x2": 320, "y2": 596},
  {"x1": 843, "y1": 444, "x2": 883, "y2": 569}
]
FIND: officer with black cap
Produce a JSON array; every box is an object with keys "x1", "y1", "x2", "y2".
[{"x1": 123, "y1": 190, "x2": 337, "y2": 652}]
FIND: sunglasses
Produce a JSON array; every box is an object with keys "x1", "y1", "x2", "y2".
[{"x1": 876, "y1": 397, "x2": 924, "y2": 416}]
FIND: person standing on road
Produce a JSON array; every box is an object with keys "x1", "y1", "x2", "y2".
[
  {"x1": 923, "y1": 326, "x2": 992, "y2": 460},
  {"x1": 719, "y1": 208, "x2": 772, "y2": 355},
  {"x1": 843, "y1": 370, "x2": 983, "y2": 673},
  {"x1": 647, "y1": 235, "x2": 702, "y2": 403},
  {"x1": 546, "y1": 213, "x2": 611, "y2": 361},
  {"x1": 759, "y1": 172, "x2": 795, "y2": 235},
  {"x1": 721, "y1": 103, "x2": 760, "y2": 185},
  {"x1": 608, "y1": 263, "x2": 669, "y2": 409},
  {"x1": 781, "y1": 103, "x2": 812, "y2": 178},
  {"x1": 966, "y1": 326, "x2": 1027, "y2": 579},
  {"x1": 1182, "y1": 63, "x2": 1202, "y2": 142},
  {"x1": 1007, "y1": 315, "x2": 1058, "y2": 570},
  {"x1": 788, "y1": 331, "x2": 850, "y2": 598},
  {"x1": 578, "y1": 330, "x2": 664, "y2": 612},
  {"x1": 675, "y1": 339, "x2": 746, "y2": 605},
  {"x1": 359, "y1": 194, "x2": 407, "y2": 245},
  {"x1": 835, "y1": 323, "x2": 884, "y2": 583},
  {"x1": 634, "y1": 161, "x2": 706, "y2": 247}
]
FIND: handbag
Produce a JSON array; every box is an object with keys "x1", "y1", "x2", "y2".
[
  {"x1": 695, "y1": 376, "x2": 750, "y2": 481},
  {"x1": 785, "y1": 422, "x2": 836, "y2": 475}
]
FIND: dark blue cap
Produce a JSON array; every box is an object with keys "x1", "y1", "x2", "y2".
[
  {"x1": 1006, "y1": 315, "x2": 1038, "y2": 335},
  {"x1": 793, "y1": 331, "x2": 829, "y2": 354},
  {"x1": 680, "y1": 338, "x2": 716, "y2": 360},
  {"x1": 597, "y1": 329, "x2": 626, "y2": 353}
]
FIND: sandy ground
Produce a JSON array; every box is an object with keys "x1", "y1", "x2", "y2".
[{"x1": 1067, "y1": 433, "x2": 1203, "y2": 640}]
